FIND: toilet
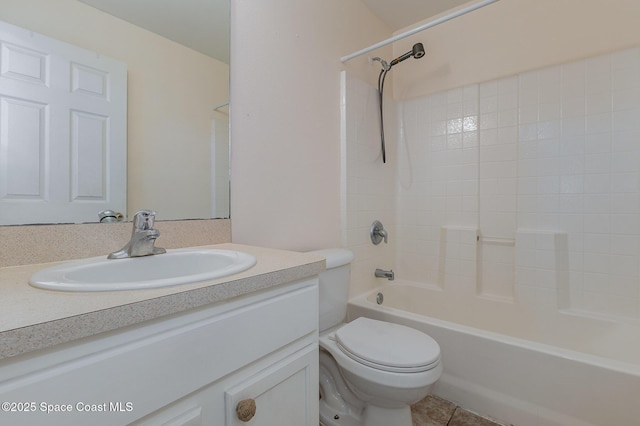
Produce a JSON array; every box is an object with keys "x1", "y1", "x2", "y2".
[{"x1": 311, "y1": 249, "x2": 442, "y2": 426}]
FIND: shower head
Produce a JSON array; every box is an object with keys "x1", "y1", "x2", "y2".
[
  {"x1": 389, "y1": 43, "x2": 425, "y2": 68},
  {"x1": 413, "y1": 42, "x2": 426, "y2": 58}
]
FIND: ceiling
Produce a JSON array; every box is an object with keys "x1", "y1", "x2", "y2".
[
  {"x1": 78, "y1": 0, "x2": 230, "y2": 63},
  {"x1": 77, "y1": 0, "x2": 472, "y2": 64}
]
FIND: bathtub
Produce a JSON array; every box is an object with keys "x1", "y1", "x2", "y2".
[{"x1": 348, "y1": 282, "x2": 640, "y2": 426}]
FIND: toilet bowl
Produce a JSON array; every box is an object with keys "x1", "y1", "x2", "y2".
[{"x1": 311, "y1": 249, "x2": 442, "y2": 426}]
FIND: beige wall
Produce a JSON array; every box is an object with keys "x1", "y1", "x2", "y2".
[
  {"x1": 230, "y1": 0, "x2": 392, "y2": 251},
  {"x1": 392, "y1": 0, "x2": 640, "y2": 100},
  {"x1": 0, "y1": 0, "x2": 229, "y2": 221}
]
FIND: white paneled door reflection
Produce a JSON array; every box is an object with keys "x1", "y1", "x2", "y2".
[{"x1": 0, "y1": 20, "x2": 126, "y2": 225}]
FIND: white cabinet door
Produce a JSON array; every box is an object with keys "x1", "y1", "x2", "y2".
[
  {"x1": 129, "y1": 387, "x2": 214, "y2": 426},
  {"x1": 225, "y1": 345, "x2": 319, "y2": 426},
  {"x1": 0, "y1": 20, "x2": 126, "y2": 225}
]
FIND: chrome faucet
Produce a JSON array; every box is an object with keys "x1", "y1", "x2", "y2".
[
  {"x1": 108, "y1": 210, "x2": 166, "y2": 259},
  {"x1": 375, "y1": 268, "x2": 394, "y2": 281}
]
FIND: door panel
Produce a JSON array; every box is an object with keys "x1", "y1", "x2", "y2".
[{"x1": 0, "y1": 20, "x2": 126, "y2": 225}]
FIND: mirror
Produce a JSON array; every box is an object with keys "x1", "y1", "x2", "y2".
[{"x1": 0, "y1": 0, "x2": 230, "y2": 224}]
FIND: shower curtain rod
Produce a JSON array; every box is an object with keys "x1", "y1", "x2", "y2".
[{"x1": 340, "y1": 0, "x2": 500, "y2": 63}]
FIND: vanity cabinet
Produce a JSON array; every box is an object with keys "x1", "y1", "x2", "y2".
[{"x1": 0, "y1": 278, "x2": 319, "y2": 425}]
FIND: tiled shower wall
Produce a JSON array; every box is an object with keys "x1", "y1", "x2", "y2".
[{"x1": 343, "y1": 47, "x2": 640, "y2": 320}]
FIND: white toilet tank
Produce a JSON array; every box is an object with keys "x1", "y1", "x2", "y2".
[{"x1": 309, "y1": 249, "x2": 354, "y2": 332}]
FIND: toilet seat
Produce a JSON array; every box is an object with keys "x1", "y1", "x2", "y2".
[
  {"x1": 334, "y1": 317, "x2": 440, "y2": 373},
  {"x1": 319, "y1": 319, "x2": 443, "y2": 405}
]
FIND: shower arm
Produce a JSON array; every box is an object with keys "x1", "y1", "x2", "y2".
[{"x1": 340, "y1": 0, "x2": 500, "y2": 63}]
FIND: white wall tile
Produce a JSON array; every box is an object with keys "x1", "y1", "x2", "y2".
[{"x1": 345, "y1": 47, "x2": 640, "y2": 321}]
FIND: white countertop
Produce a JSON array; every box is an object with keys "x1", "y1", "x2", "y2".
[{"x1": 0, "y1": 243, "x2": 325, "y2": 359}]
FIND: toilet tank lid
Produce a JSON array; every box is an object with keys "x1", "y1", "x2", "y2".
[{"x1": 307, "y1": 248, "x2": 354, "y2": 269}]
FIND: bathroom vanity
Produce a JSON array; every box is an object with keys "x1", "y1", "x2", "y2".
[{"x1": 0, "y1": 244, "x2": 324, "y2": 425}]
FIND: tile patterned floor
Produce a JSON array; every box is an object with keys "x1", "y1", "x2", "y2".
[{"x1": 411, "y1": 395, "x2": 504, "y2": 426}]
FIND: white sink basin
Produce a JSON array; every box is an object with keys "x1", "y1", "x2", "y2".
[{"x1": 29, "y1": 248, "x2": 257, "y2": 292}]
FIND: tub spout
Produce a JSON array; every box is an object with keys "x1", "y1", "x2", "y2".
[{"x1": 375, "y1": 268, "x2": 394, "y2": 281}]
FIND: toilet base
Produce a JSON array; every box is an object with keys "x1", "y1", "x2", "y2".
[
  {"x1": 319, "y1": 350, "x2": 362, "y2": 426},
  {"x1": 319, "y1": 390, "x2": 361, "y2": 426},
  {"x1": 320, "y1": 399, "x2": 413, "y2": 426},
  {"x1": 362, "y1": 404, "x2": 413, "y2": 426}
]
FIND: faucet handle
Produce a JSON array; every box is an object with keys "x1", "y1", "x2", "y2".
[
  {"x1": 133, "y1": 209, "x2": 157, "y2": 231},
  {"x1": 370, "y1": 220, "x2": 388, "y2": 245}
]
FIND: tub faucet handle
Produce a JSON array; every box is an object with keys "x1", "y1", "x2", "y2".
[{"x1": 370, "y1": 220, "x2": 388, "y2": 245}]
